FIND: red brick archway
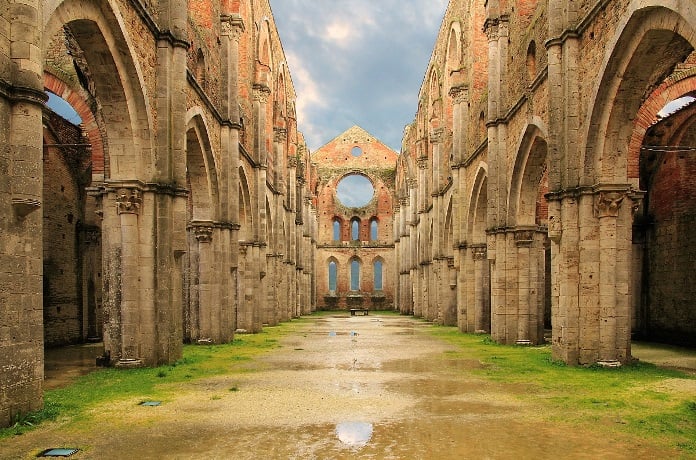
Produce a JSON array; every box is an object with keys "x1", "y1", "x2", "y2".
[
  {"x1": 628, "y1": 68, "x2": 696, "y2": 180},
  {"x1": 44, "y1": 72, "x2": 106, "y2": 179}
]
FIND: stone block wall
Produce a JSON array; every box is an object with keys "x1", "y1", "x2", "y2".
[{"x1": 313, "y1": 126, "x2": 397, "y2": 310}]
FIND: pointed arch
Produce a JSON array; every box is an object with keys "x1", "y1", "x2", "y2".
[
  {"x1": 372, "y1": 256, "x2": 384, "y2": 291},
  {"x1": 327, "y1": 257, "x2": 339, "y2": 294},
  {"x1": 186, "y1": 109, "x2": 220, "y2": 222},
  {"x1": 468, "y1": 163, "x2": 488, "y2": 244},
  {"x1": 350, "y1": 257, "x2": 362, "y2": 291},
  {"x1": 583, "y1": 3, "x2": 696, "y2": 185},
  {"x1": 44, "y1": 0, "x2": 155, "y2": 180},
  {"x1": 508, "y1": 120, "x2": 548, "y2": 227},
  {"x1": 239, "y1": 166, "x2": 252, "y2": 241}
]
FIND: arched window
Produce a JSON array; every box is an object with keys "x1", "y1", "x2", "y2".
[
  {"x1": 351, "y1": 218, "x2": 360, "y2": 241},
  {"x1": 350, "y1": 259, "x2": 361, "y2": 291},
  {"x1": 373, "y1": 259, "x2": 383, "y2": 291},
  {"x1": 328, "y1": 260, "x2": 337, "y2": 293},
  {"x1": 370, "y1": 218, "x2": 378, "y2": 241},
  {"x1": 332, "y1": 218, "x2": 341, "y2": 241}
]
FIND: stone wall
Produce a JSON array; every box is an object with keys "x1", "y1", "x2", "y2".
[
  {"x1": 0, "y1": 0, "x2": 316, "y2": 427},
  {"x1": 640, "y1": 102, "x2": 696, "y2": 346},
  {"x1": 314, "y1": 126, "x2": 397, "y2": 310},
  {"x1": 395, "y1": 0, "x2": 696, "y2": 363}
]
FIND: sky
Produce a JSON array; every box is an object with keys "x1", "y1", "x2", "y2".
[{"x1": 269, "y1": 0, "x2": 449, "y2": 153}]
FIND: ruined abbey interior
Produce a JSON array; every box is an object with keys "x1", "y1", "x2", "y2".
[{"x1": 1, "y1": 0, "x2": 695, "y2": 427}]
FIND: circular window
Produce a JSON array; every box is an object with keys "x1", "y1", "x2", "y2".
[
  {"x1": 351, "y1": 146, "x2": 363, "y2": 157},
  {"x1": 336, "y1": 174, "x2": 374, "y2": 208}
]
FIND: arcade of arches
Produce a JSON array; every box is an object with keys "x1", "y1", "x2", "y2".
[{"x1": 1, "y1": 0, "x2": 695, "y2": 427}]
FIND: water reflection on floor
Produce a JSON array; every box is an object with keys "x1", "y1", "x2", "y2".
[
  {"x1": 43, "y1": 342, "x2": 104, "y2": 389},
  {"x1": 335, "y1": 421, "x2": 373, "y2": 448},
  {"x1": 3, "y1": 315, "x2": 693, "y2": 460}
]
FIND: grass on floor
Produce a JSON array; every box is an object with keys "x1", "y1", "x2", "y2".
[
  {"x1": 428, "y1": 325, "x2": 696, "y2": 455},
  {"x1": 0, "y1": 325, "x2": 293, "y2": 439},
  {"x1": 3, "y1": 313, "x2": 694, "y2": 457}
]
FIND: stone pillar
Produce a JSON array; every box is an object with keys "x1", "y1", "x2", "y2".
[
  {"x1": 471, "y1": 245, "x2": 490, "y2": 333},
  {"x1": 192, "y1": 224, "x2": 215, "y2": 341},
  {"x1": 0, "y1": 0, "x2": 45, "y2": 427},
  {"x1": 115, "y1": 188, "x2": 143, "y2": 366},
  {"x1": 441, "y1": 258, "x2": 457, "y2": 326},
  {"x1": 595, "y1": 189, "x2": 635, "y2": 365},
  {"x1": 449, "y1": 85, "x2": 469, "y2": 165}
]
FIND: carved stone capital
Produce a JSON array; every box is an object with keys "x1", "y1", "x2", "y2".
[
  {"x1": 417, "y1": 157, "x2": 429, "y2": 170},
  {"x1": 449, "y1": 84, "x2": 469, "y2": 104},
  {"x1": 595, "y1": 191, "x2": 625, "y2": 218},
  {"x1": 471, "y1": 245, "x2": 487, "y2": 261},
  {"x1": 192, "y1": 225, "x2": 213, "y2": 243},
  {"x1": 288, "y1": 155, "x2": 298, "y2": 168},
  {"x1": 274, "y1": 127, "x2": 287, "y2": 143},
  {"x1": 116, "y1": 188, "x2": 142, "y2": 215},
  {"x1": 252, "y1": 84, "x2": 271, "y2": 103},
  {"x1": 406, "y1": 178, "x2": 418, "y2": 189},
  {"x1": 220, "y1": 14, "x2": 245, "y2": 41},
  {"x1": 514, "y1": 229, "x2": 535, "y2": 247},
  {"x1": 429, "y1": 128, "x2": 445, "y2": 144}
]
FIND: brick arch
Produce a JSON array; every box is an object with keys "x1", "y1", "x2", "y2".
[
  {"x1": 43, "y1": 72, "x2": 106, "y2": 180},
  {"x1": 628, "y1": 69, "x2": 696, "y2": 180},
  {"x1": 44, "y1": 0, "x2": 155, "y2": 181},
  {"x1": 583, "y1": 3, "x2": 696, "y2": 185}
]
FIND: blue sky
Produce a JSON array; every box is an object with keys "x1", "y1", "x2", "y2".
[{"x1": 269, "y1": 0, "x2": 448, "y2": 153}]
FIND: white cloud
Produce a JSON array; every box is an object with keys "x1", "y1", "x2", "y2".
[
  {"x1": 270, "y1": 0, "x2": 448, "y2": 152},
  {"x1": 325, "y1": 20, "x2": 351, "y2": 44}
]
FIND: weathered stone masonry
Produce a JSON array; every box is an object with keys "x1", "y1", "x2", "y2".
[
  {"x1": 0, "y1": 0, "x2": 316, "y2": 427},
  {"x1": 313, "y1": 126, "x2": 397, "y2": 311},
  {"x1": 2, "y1": 0, "x2": 696, "y2": 429},
  {"x1": 395, "y1": 0, "x2": 696, "y2": 366}
]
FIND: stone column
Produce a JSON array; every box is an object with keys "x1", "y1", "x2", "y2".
[
  {"x1": 221, "y1": 12, "x2": 244, "y2": 267},
  {"x1": 449, "y1": 85, "x2": 469, "y2": 165},
  {"x1": 192, "y1": 224, "x2": 214, "y2": 341},
  {"x1": 116, "y1": 188, "x2": 143, "y2": 366},
  {"x1": 471, "y1": 245, "x2": 490, "y2": 333},
  {"x1": 0, "y1": 0, "x2": 45, "y2": 427}
]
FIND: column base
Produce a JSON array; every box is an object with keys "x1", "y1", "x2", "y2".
[
  {"x1": 515, "y1": 339, "x2": 532, "y2": 346},
  {"x1": 115, "y1": 358, "x2": 144, "y2": 368},
  {"x1": 596, "y1": 360, "x2": 622, "y2": 368}
]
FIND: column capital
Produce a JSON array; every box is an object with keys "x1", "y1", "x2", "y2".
[
  {"x1": 274, "y1": 127, "x2": 287, "y2": 142},
  {"x1": 514, "y1": 229, "x2": 535, "y2": 247},
  {"x1": 483, "y1": 14, "x2": 509, "y2": 41},
  {"x1": 449, "y1": 84, "x2": 469, "y2": 104},
  {"x1": 220, "y1": 14, "x2": 245, "y2": 41},
  {"x1": 189, "y1": 222, "x2": 214, "y2": 243},
  {"x1": 116, "y1": 188, "x2": 142, "y2": 215},
  {"x1": 594, "y1": 191, "x2": 626, "y2": 218},
  {"x1": 417, "y1": 157, "x2": 429, "y2": 170},
  {"x1": 253, "y1": 84, "x2": 271, "y2": 103},
  {"x1": 429, "y1": 127, "x2": 445, "y2": 144},
  {"x1": 471, "y1": 245, "x2": 487, "y2": 260}
]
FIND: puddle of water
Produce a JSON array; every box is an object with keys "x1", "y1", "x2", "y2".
[
  {"x1": 44, "y1": 343, "x2": 104, "y2": 389},
  {"x1": 335, "y1": 421, "x2": 373, "y2": 448},
  {"x1": 381, "y1": 356, "x2": 485, "y2": 373}
]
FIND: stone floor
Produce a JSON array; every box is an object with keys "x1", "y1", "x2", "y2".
[{"x1": 3, "y1": 315, "x2": 695, "y2": 459}]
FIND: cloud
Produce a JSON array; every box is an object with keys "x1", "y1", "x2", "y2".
[{"x1": 270, "y1": 0, "x2": 448, "y2": 152}]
